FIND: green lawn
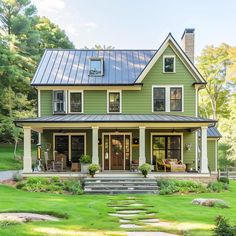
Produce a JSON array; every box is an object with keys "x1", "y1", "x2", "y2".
[
  {"x1": 0, "y1": 144, "x2": 37, "y2": 171},
  {"x1": 0, "y1": 182, "x2": 236, "y2": 236}
]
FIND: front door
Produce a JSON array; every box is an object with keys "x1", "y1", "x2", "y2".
[{"x1": 111, "y1": 135, "x2": 124, "y2": 170}]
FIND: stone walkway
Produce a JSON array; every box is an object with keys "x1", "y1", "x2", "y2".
[
  {"x1": 0, "y1": 170, "x2": 22, "y2": 181},
  {"x1": 108, "y1": 196, "x2": 178, "y2": 236}
]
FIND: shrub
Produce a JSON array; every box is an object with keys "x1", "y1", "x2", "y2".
[
  {"x1": 218, "y1": 177, "x2": 229, "y2": 184},
  {"x1": 213, "y1": 215, "x2": 236, "y2": 236},
  {"x1": 208, "y1": 182, "x2": 228, "y2": 193},
  {"x1": 88, "y1": 164, "x2": 100, "y2": 177},
  {"x1": 16, "y1": 177, "x2": 83, "y2": 195},
  {"x1": 80, "y1": 155, "x2": 92, "y2": 164},
  {"x1": 157, "y1": 179, "x2": 207, "y2": 195},
  {"x1": 0, "y1": 220, "x2": 19, "y2": 227},
  {"x1": 139, "y1": 163, "x2": 151, "y2": 178}
]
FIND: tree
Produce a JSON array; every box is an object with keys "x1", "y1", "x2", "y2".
[
  {"x1": 84, "y1": 44, "x2": 115, "y2": 50},
  {"x1": 197, "y1": 44, "x2": 232, "y2": 120}
]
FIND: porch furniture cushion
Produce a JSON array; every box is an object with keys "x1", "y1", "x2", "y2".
[
  {"x1": 155, "y1": 158, "x2": 171, "y2": 172},
  {"x1": 169, "y1": 161, "x2": 186, "y2": 172}
]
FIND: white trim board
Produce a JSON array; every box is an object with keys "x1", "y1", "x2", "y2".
[
  {"x1": 150, "y1": 132, "x2": 184, "y2": 166},
  {"x1": 135, "y1": 34, "x2": 205, "y2": 84}
]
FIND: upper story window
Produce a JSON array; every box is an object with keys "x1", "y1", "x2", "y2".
[
  {"x1": 170, "y1": 88, "x2": 182, "y2": 111},
  {"x1": 69, "y1": 91, "x2": 83, "y2": 113},
  {"x1": 153, "y1": 87, "x2": 165, "y2": 111},
  {"x1": 53, "y1": 90, "x2": 65, "y2": 113},
  {"x1": 108, "y1": 91, "x2": 121, "y2": 113},
  {"x1": 163, "y1": 55, "x2": 175, "y2": 73},
  {"x1": 152, "y1": 86, "x2": 183, "y2": 112},
  {"x1": 89, "y1": 58, "x2": 103, "y2": 76}
]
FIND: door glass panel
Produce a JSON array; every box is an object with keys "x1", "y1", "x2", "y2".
[
  {"x1": 104, "y1": 135, "x2": 109, "y2": 170},
  {"x1": 125, "y1": 135, "x2": 130, "y2": 170},
  {"x1": 71, "y1": 135, "x2": 84, "y2": 163},
  {"x1": 111, "y1": 135, "x2": 124, "y2": 170},
  {"x1": 55, "y1": 135, "x2": 69, "y2": 166}
]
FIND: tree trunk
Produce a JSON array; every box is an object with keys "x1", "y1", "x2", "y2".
[{"x1": 13, "y1": 138, "x2": 18, "y2": 160}]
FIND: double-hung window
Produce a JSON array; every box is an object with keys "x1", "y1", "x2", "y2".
[
  {"x1": 108, "y1": 92, "x2": 121, "y2": 113},
  {"x1": 53, "y1": 90, "x2": 65, "y2": 113},
  {"x1": 163, "y1": 55, "x2": 175, "y2": 73},
  {"x1": 69, "y1": 92, "x2": 83, "y2": 113},
  {"x1": 153, "y1": 88, "x2": 165, "y2": 111},
  {"x1": 170, "y1": 88, "x2": 182, "y2": 111},
  {"x1": 152, "y1": 86, "x2": 183, "y2": 112}
]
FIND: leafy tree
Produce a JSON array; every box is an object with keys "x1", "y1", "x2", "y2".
[{"x1": 84, "y1": 44, "x2": 115, "y2": 50}]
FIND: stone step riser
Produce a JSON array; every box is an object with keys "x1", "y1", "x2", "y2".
[
  {"x1": 84, "y1": 187, "x2": 158, "y2": 191},
  {"x1": 84, "y1": 190, "x2": 159, "y2": 194},
  {"x1": 84, "y1": 183, "x2": 157, "y2": 186}
]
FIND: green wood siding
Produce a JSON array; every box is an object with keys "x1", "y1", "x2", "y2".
[
  {"x1": 40, "y1": 90, "x2": 52, "y2": 116},
  {"x1": 39, "y1": 46, "x2": 196, "y2": 116},
  {"x1": 208, "y1": 140, "x2": 216, "y2": 172}
]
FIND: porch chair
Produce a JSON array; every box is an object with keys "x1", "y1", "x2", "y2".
[
  {"x1": 44, "y1": 151, "x2": 53, "y2": 171},
  {"x1": 169, "y1": 159, "x2": 186, "y2": 172},
  {"x1": 53, "y1": 153, "x2": 66, "y2": 172},
  {"x1": 155, "y1": 158, "x2": 171, "y2": 172}
]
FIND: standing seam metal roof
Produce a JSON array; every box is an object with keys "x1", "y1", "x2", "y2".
[{"x1": 31, "y1": 50, "x2": 157, "y2": 85}]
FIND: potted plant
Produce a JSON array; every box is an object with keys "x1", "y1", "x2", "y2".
[
  {"x1": 139, "y1": 163, "x2": 151, "y2": 178},
  {"x1": 80, "y1": 155, "x2": 92, "y2": 174},
  {"x1": 88, "y1": 164, "x2": 100, "y2": 178}
]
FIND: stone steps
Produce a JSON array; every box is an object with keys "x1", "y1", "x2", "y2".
[{"x1": 83, "y1": 177, "x2": 159, "y2": 194}]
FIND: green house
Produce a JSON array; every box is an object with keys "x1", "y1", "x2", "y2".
[{"x1": 17, "y1": 29, "x2": 221, "y2": 175}]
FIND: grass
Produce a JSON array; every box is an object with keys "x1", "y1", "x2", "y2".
[
  {"x1": 0, "y1": 182, "x2": 236, "y2": 235},
  {"x1": 0, "y1": 143, "x2": 36, "y2": 171}
]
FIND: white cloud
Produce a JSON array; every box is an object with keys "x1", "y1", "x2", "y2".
[
  {"x1": 33, "y1": 0, "x2": 66, "y2": 12},
  {"x1": 84, "y1": 22, "x2": 98, "y2": 28}
]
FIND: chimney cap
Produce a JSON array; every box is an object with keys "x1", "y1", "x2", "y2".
[{"x1": 181, "y1": 28, "x2": 195, "y2": 40}]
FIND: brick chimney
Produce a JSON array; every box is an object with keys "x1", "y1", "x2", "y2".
[{"x1": 181, "y1": 28, "x2": 195, "y2": 63}]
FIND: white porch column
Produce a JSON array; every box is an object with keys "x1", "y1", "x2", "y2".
[
  {"x1": 92, "y1": 126, "x2": 99, "y2": 164},
  {"x1": 139, "y1": 126, "x2": 146, "y2": 165},
  {"x1": 200, "y1": 126, "x2": 209, "y2": 173},
  {"x1": 23, "y1": 127, "x2": 32, "y2": 173}
]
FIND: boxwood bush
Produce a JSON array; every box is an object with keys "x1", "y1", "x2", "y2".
[{"x1": 16, "y1": 177, "x2": 83, "y2": 195}]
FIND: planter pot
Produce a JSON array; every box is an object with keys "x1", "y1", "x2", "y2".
[
  {"x1": 89, "y1": 171, "x2": 96, "y2": 178},
  {"x1": 81, "y1": 163, "x2": 90, "y2": 174}
]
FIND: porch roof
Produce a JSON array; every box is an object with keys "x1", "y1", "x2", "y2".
[{"x1": 16, "y1": 114, "x2": 216, "y2": 124}]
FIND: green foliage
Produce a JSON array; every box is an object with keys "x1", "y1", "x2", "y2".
[
  {"x1": 218, "y1": 177, "x2": 230, "y2": 184},
  {"x1": 0, "y1": 220, "x2": 20, "y2": 227},
  {"x1": 213, "y1": 215, "x2": 236, "y2": 236},
  {"x1": 157, "y1": 179, "x2": 208, "y2": 195},
  {"x1": 12, "y1": 171, "x2": 23, "y2": 182},
  {"x1": 139, "y1": 163, "x2": 151, "y2": 177},
  {"x1": 208, "y1": 182, "x2": 229, "y2": 192},
  {"x1": 16, "y1": 177, "x2": 83, "y2": 195},
  {"x1": 88, "y1": 164, "x2": 100, "y2": 176},
  {"x1": 80, "y1": 155, "x2": 92, "y2": 164}
]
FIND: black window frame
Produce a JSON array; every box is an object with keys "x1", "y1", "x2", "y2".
[
  {"x1": 108, "y1": 92, "x2": 121, "y2": 113},
  {"x1": 69, "y1": 92, "x2": 82, "y2": 113},
  {"x1": 153, "y1": 87, "x2": 166, "y2": 112},
  {"x1": 163, "y1": 56, "x2": 175, "y2": 73},
  {"x1": 170, "y1": 87, "x2": 182, "y2": 111},
  {"x1": 53, "y1": 90, "x2": 65, "y2": 114},
  {"x1": 152, "y1": 135, "x2": 181, "y2": 165}
]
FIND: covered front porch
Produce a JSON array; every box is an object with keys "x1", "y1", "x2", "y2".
[{"x1": 17, "y1": 114, "x2": 215, "y2": 175}]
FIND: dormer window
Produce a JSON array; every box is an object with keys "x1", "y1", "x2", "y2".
[
  {"x1": 163, "y1": 55, "x2": 175, "y2": 73},
  {"x1": 89, "y1": 58, "x2": 103, "y2": 76}
]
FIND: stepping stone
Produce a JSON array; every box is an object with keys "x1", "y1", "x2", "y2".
[
  {"x1": 140, "y1": 219, "x2": 160, "y2": 223},
  {"x1": 120, "y1": 224, "x2": 143, "y2": 229},
  {"x1": 117, "y1": 210, "x2": 145, "y2": 214},
  {"x1": 129, "y1": 203, "x2": 144, "y2": 206},
  {"x1": 109, "y1": 213, "x2": 137, "y2": 217},
  {"x1": 146, "y1": 213, "x2": 155, "y2": 216}
]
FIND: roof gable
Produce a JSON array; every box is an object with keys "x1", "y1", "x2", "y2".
[{"x1": 135, "y1": 34, "x2": 206, "y2": 84}]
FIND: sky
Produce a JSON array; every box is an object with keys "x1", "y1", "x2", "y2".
[{"x1": 31, "y1": 0, "x2": 236, "y2": 56}]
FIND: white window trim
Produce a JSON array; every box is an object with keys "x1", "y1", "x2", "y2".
[
  {"x1": 88, "y1": 57, "x2": 104, "y2": 76},
  {"x1": 102, "y1": 132, "x2": 132, "y2": 171},
  {"x1": 68, "y1": 90, "x2": 84, "y2": 114},
  {"x1": 152, "y1": 85, "x2": 184, "y2": 112},
  {"x1": 53, "y1": 132, "x2": 86, "y2": 161},
  {"x1": 107, "y1": 90, "x2": 122, "y2": 113},
  {"x1": 163, "y1": 55, "x2": 176, "y2": 73},
  {"x1": 150, "y1": 132, "x2": 184, "y2": 166},
  {"x1": 52, "y1": 90, "x2": 67, "y2": 114}
]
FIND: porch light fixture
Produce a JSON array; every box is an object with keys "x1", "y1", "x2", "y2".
[{"x1": 185, "y1": 144, "x2": 192, "y2": 151}]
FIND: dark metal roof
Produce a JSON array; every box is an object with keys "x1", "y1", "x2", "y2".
[
  {"x1": 31, "y1": 49, "x2": 156, "y2": 86},
  {"x1": 198, "y1": 126, "x2": 222, "y2": 138},
  {"x1": 16, "y1": 114, "x2": 215, "y2": 124}
]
